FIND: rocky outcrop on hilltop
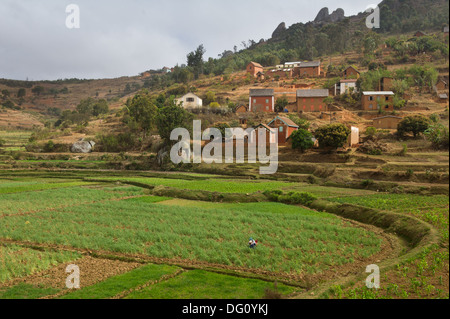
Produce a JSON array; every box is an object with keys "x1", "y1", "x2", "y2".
[
  {"x1": 314, "y1": 7, "x2": 345, "y2": 24},
  {"x1": 271, "y1": 22, "x2": 287, "y2": 40}
]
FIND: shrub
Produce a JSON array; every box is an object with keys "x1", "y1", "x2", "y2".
[
  {"x1": 397, "y1": 115, "x2": 430, "y2": 138},
  {"x1": 425, "y1": 123, "x2": 449, "y2": 150},
  {"x1": 278, "y1": 192, "x2": 317, "y2": 205},
  {"x1": 396, "y1": 144, "x2": 408, "y2": 156},
  {"x1": 43, "y1": 140, "x2": 55, "y2": 152},
  {"x1": 291, "y1": 129, "x2": 314, "y2": 153},
  {"x1": 361, "y1": 179, "x2": 374, "y2": 187},
  {"x1": 314, "y1": 123, "x2": 351, "y2": 149},
  {"x1": 263, "y1": 190, "x2": 283, "y2": 202}
]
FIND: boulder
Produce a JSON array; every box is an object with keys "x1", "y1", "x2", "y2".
[{"x1": 71, "y1": 140, "x2": 95, "y2": 153}]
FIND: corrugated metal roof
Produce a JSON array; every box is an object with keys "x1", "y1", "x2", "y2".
[
  {"x1": 298, "y1": 61, "x2": 321, "y2": 68},
  {"x1": 296, "y1": 89, "x2": 329, "y2": 97},
  {"x1": 250, "y1": 89, "x2": 274, "y2": 96},
  {"x1": 373, "y1": 115, "x2": 403, "y2": 120},
  {"x1": 439, "y1": 94, "x2": 448, "y2": 99},
  {"x1": 363, "y1": 91, "x2": 395, "y2": 95}
]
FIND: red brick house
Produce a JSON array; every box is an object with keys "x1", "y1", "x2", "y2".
[
  {"x1": 294, "y1": 61, "x2": 322, "y2": 78},
  {"x1": 247, "y1": 62, "x2": 264, "y2": 78},
  {"x1": 268, "y1": 116, "x2": 299, "y2": 144},
  {"x1": 249, "y1": 89, "x2": 275, "y2": 112},
  {"x1": 296, "y1": 89, "x2": 329, "y2": 112},
  {"x1": 372, "y1": 115, "x2": 403, "y2": 129},
  {"x1": 362, "y1": 91, "x2": 395, "y2": 111},
  {"x1": 343, "y1": 66, "x2": 360, "y2": 79}
]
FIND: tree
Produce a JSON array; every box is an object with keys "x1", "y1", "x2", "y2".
[
  {"x1": 76, "y1": 97, "x2": 96, "y2": 115},
  {"x1": 425, "y1": 123, "x2": 449, "y2": 149},
  {"x1": 156, "y1": 99, "x2": 193, "y2": 143},
  {"x1": 92, "y1": 99, "x2": 109, "y2": 117},
  {"x1": 187, "y1": 44, "x2": 206, "y2": 79},
  {"x1": 17, "y1": 88, "x2": 26, "y2": 98},
  {"x1": 275, "y1": 96, "x2": 289, "y2": 112},
  {"x1": 291, "y1": 129, "x2": 314, "y2": 152},
  {"x1": 397, "y1": 115, "x2": 430, "y2": 138},
  {"x1": 31, "y1": 86, "x2": 44, "y2": 96},
  {"x1": 365, "y1": 126, "x2": 378, "y2": 138},
  {"x1": 203, "y1": 91, "x2": 216, "y2": 106},
  {"x1": 314, "y1": 123, "x2": 351, "y2": 149},
  {"x1": 125, "y1": 93, "x2": 158, "y2": 136},
  {"x1": 1, "y1": 89, "x2": 10, "y2": 99}
]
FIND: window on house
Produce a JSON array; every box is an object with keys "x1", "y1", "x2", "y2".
[
  {"x1": 186, "y1": 97, "x2": 195, "y2": 102},
  {"x1": 385, "y1": 96, "x2": 389, "y2": 101},
  {"x1": 253, "y1": 99, "x2": 256, "y2": 103},
  {"x1": 369, "y1": 104, "x2": 373, "y2": 109},
  {"x1": 279, "y1": 127, "x2": 283, "y2": 132},
  {"x1": 369, "y1": 96, "x2": 374, "y2": 101},
  {"x1": 266, "y1": 99, "x2": 269, "y2": 103},
  {"x1": 266, "y1": 106, "x2": 269, "y2": 110}
]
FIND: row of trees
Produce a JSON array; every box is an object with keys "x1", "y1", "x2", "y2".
[{"x1": 55, "y1": 97, "x2": 109, "y2": 128}]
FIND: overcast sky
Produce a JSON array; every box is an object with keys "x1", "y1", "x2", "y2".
[{"x1": 0, "y1": 0, "x2": 379, "y2": 81}]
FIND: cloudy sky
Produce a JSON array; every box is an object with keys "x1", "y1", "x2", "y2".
[{"x1": 0, "y1": 0, "x2": 378, "y2": 80}]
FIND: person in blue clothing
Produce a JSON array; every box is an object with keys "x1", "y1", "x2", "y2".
[{"x1": 248, "y1": 238, "x2": 258, "y2": 249}]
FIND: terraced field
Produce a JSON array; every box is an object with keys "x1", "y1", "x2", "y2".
[{"x1": 0, "y1": 176, "x2": 389, "y2": 299}]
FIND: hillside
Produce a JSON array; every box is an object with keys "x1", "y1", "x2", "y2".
[{"x1": 0, "y1": 0, "x2": 448, "y2": 132}]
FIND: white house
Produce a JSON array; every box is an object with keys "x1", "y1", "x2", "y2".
[
  {"x1": 175, "y1": 93, "x2": 203, "y2": 109},
  {"x1": 335, "y1": 79, "x2": 358, "y2": 95}
]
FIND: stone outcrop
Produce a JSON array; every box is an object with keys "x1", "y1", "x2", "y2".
[
  {"x1": 272, "y1": 22, "x2": 287, "y2": 40},
  {"x1": 71, "y1": 139, "x2": 95, "y2": 153},
  {"x1": 314, "y1": 7, "x2": 345, "y2": 24}
]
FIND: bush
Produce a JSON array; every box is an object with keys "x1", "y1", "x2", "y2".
[
  {"x1": 43, "y1": 140, "x2": 55, "y2": 152},
  {"x1": 278, "y1": 192, "x2": 317, "y2": 205},
  {"x1": 290, "y1": 129, "x2": 314, "y2": 152},
  {"x1": 397, "y1": 115, "x2": 430, "y2": 138},
  {"x1": 361, "y1": 179, "x2": 374, "y2": 187},
  {"x1": 314, "y1": 123, "x2": 351, "y2": 149},
  {"x1": 425, "y1": 123, "x2": 449, "y2": 150},
  {"x1": 96, "y1": 133, "x2": 140, "y2": 152}
]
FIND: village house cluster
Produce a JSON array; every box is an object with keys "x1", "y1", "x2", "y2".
[{"x1": 171, "y1": 39, "x2": 448, "y2": 149}]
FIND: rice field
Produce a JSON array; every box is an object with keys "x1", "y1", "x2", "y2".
[{"x1": 0, "y1": 245, "x2": 81, "y2": 283}]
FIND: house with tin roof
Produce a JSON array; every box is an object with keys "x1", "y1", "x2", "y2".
[
  {"x1": 249, "y1": 89, "x2": 275, "y2": 112},
  {"x1": 362, "y1": 91, "x2": 395, "y2": 111},
  {"x1": 294, "y1": 61, "x2": 322, "y2": 78},
  {"x1": 296, "y1": 89, "x2": 329, "y2": 112},
  {"x1": 268, "y1": 116, "x2": 299, "y2": 144}
]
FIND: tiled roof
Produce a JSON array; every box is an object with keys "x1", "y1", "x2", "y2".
[
  {"x1": 296, "y1": 89, "x2": 329, "y2": 97},
  {"x1": 298, "y1": 61, "x2": 321, "y2": 68},
  {"x1": 250, "y1": 89, "x2": 274, "y2": 97}
]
